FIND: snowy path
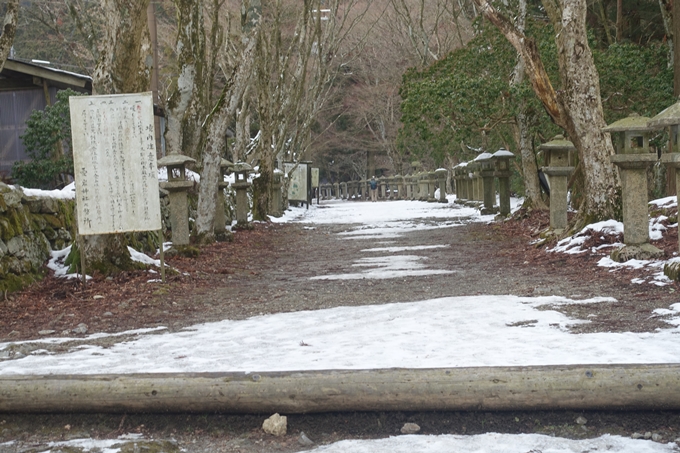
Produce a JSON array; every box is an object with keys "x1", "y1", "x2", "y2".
[{"x1": 2, "y1": 196, "x2": 680, "y2": 452}]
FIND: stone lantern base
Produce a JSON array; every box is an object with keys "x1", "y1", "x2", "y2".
[
  {"x1": 465, "y1": 200, "x2": 483, "y2": 208},
  {"x1": 480, "y1": 206, "x2": 499, "y2": 215},
  {"x1": 233, "y1": 181, "x2": 253, "y2": 231},
  {"x1": 160, "y1": 180, "x2": 194, "y2": 246},
  {"x1": 610, "y1": 243, "x2": 663, "y2": 263}
]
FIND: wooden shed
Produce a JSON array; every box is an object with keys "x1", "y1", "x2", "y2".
[{"x1": 0, "y1": 58, "x2": 92, "y2": 176}]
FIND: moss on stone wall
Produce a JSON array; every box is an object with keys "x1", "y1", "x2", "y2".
[{"x1": 0, "y1": 183, "x2": 75, "y2": 293}]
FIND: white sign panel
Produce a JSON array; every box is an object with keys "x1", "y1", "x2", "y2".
[
  {"x1": 311, "y1": 168, "x2": 319, "y2": 188},
  {"x1": 284, "y1": 162, "x2": 308, "y2": 202},
  {"x1": 70, "y1": 92, "x2": 162, "y2": 235}
]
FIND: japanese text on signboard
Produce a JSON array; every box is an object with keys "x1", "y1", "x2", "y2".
[{"x1": 70, "y1": 92, "x2": 161, "y2": 235}]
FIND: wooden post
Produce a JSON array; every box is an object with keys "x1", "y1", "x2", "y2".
[
  {"x1": 78, "y1": 234, "x2": 86, "y2": 287},
  {"x1": 2, "y1": 364, "x2": 680, "y2": 414},
  {"x1": 158, "y1": 229, "x2": 165, "y2": 283}
]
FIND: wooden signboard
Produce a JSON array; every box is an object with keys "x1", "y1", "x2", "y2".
[
  {"x1": 69, "y1": 92, "x2": 161, "y2": 235},
  {"x1": 284, "y1": 162, "x2": 308, "y2": 203}
]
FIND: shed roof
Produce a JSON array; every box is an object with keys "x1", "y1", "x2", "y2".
[{"x1": 0, "y1": 58, "x2": 92, "y2": 93}]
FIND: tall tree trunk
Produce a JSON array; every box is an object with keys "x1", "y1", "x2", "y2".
[
  {"x1": 658, "y1": 0, "x2": 673, "y2": 68},
  {"x1": 552, "y1": 0, "x2": 620, "y2": 226},
  {"x1": 252, "y1": 149, "x2": 274, "y2": 221},
  {"x1": 92, "y1": 0, "x2": 151, "y2": 95},
  {"x1": 368, "y1": 149, "x2": 376, "y2": 177},
  {"x1": 0, "y1": 0, "x2": 19, "y2": 72},
  {"x1": 83, "y1": 0, "x2": 152, "y2": 274},
  {"x1": 472, "y1": 0, "x2": 620, "y2": 225},
  {"x1": 234, "y1": 92, "x2": 252, "y2": 163},
  {"x1": 165, "y1": 0, "x2": 204, "y2": 159},
  {"x1": 195, "y1": 37, "x2": 257, "y2": 241},
  {"x1": 674, "y1": 0, "x2": 680, "y2": 96},
  {"x1": 596, "y1": 0, "x2": 613, "y2": 46},
  {"x1": 515, "y1": 116, "x2": 547, "y2": 210},
  {"x1": 511, "y1": 0, "x2": 546, "y2": 211},
  {"x1": 616, "y1": 0, "x2": 623, "y2": 42}
]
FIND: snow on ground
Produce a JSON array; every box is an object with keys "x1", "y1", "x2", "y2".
[
  {"x1": 270, "y1": 195, "x2": 503, "y2": 226},
  {"x1": 309, "y1": 253, "x2": 455, "y2": 280},
  {"x1": 3, "y1": 294, "x2": 680, "y2": 375},
  {"x1": 6, "y1": 195, "x2": 680, "y2": 452},
  {"x1": 308, "y1": 433, "x2": 677, "y2": 453},
  {"x1": 545, "y1": 196, "x2": 680, "y2": 286},
  {"x1": 21, "y1": 433, "x2": 679, "y2": 453}
]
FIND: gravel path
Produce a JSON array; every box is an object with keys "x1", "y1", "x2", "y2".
[{"x1": 2, "y1": 213, "x2": 680, "y2": 452}]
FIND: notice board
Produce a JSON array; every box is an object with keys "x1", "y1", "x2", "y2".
[
  {"x1": 69, "y1": 92, "x2": 162, "y2": 235},
  {"x1": 284, "y1": 162, "x2": 308, "y2": 203}
]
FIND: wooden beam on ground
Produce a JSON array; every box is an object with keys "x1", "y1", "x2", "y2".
[{"x1": 1, "y1": 364, "x2": 680, "y2": 413}]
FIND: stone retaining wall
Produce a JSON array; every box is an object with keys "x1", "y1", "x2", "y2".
[{"x1": 0, "y1": 184, "x2": 74, "y2": 292}]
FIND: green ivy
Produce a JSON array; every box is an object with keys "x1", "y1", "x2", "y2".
[
  {"x1": 398, "y1": 16, "x2": 672, "y2": 173},
  {"x1": 12, "y1": 89, "x2": 84, "y2": 189},
  {"x1": 595, "y1": 42, "x2": 673, "y2": 122},
  {"x1": 398, "y1": 18, "x2": 559, "y2": 167}
]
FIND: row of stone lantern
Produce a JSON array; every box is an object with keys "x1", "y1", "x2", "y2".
[
  {"x1": 157, "y1": 154, "x2": 196, "y2": 246},
  {"x1": 157, "y1": 154, "x2": 255, "y2": 246},
  {"x1": 453, "y1": 149, "x2": 516, "y2": 217},
  {"x1": 539, "y1": 102, "x2": 680, "y2": 262},
  {"x1": 539, "y1": 135, "x2": 576, "y2": 233},
  {"x1": 602, "y1": 114, "x2": 661, "y2": 261},
  {"x1": 328, "y1": 172, "x2": 449, "y2": 202},
  {"x1": 539, "y1": 125, "x2": 660, "y2": 261},
  {"x1": 602, "y1": 109, "x2": 680, "y2": 261}
]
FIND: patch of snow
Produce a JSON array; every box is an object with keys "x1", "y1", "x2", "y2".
[
  {"x1": 649, "y1": 195, "x2": 677, "y2": 208},
  {"x1": 306, "y1": 433, "x2": 677, "y2": 453},
  {"x1": 4, "y1": 295, "x2": 680, "y2": 375}
]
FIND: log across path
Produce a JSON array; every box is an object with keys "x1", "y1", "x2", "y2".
[
  {"x1": 3, "y1": 199, "x2": 680, "y2": 418},
  {"x1": 2, "y1": 364, "x2": 680, "y2": 413}
]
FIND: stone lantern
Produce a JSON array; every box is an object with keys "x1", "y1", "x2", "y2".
[
  {"x1": 426, "y1": 171, "x2": 437, "y2": 202},
  {"x1": 213, "y1": 158, "x2": 234, "y2": 237},
  {"x1": 271, "y1": 168, "x2": 284, "y2": 217},
  {"x1": 474, "y1": 152, "x2": 497, "y2": 214},
  {"x1": 493, "y1": 149, "x2": 516, "y2": 216},
  {"x1": 465, "y1": 161, "x2": 480, "y2": 206},
  {"x1": 377, "y1": 176, "x2": 386, "y2": 200},
  {"x1": 405, "y1": 175, "x2": 413, "y2": 200},
  {"x1": 157, "y1": 154, "x2": 196, "y2": 246},
  {"x1": 452, "y1": 165, "x2": 461, "y2": 203},
  {"x1": 410, "y1": 174, "x2": 418, "y2": 200},
  {"x1": 394, "y1": 175, "x2": 404, "y2": 200},
  {"x1": 648, "y1": 100, "x2": 680, "y2": 158},
  {"x1": 453, "y1": 163, "x2": 468, "y2": 204},
  {"x1": 232, "y1": 162, "x2": 253, "y2": 229},
  {"x1": 539, "y1": 135, "x2": 575, "y2": 232},
  {"x1": 649, "y1": 101, "x2": 680, "y2": 254},
  {"x1": 435, "y1": 168, "x2": 448, "y2": 203},
  {"x1": 416, "y1": 172, "x2": 427, "y2": 201},
  {"x1": 603, "y1": 114, "x2": 662, "y2": 261}
]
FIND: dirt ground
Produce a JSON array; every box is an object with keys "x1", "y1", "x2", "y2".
[{"x1": 2, "y1": 207, "x2": 680, "y2": 452}]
